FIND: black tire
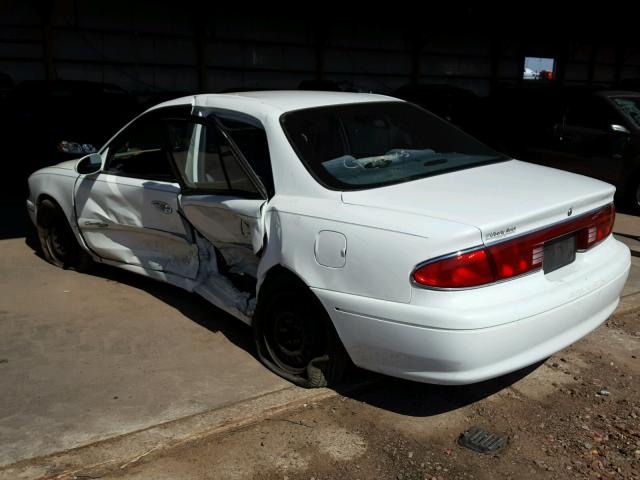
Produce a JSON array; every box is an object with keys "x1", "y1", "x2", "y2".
[
  {"x1": 253, "y1": 274, "x2": 349, "y2": 388},
  {"x1": 37, "y1": 198, "x2": 93, "y2": 271}
]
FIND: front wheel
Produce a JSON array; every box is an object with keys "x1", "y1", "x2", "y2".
[
  {"x1": 253, "y1": 277, "x2": 348, "y2": 388},
  {"x1": 36, "y1": 199, "x2": 93, "y2": 271}
]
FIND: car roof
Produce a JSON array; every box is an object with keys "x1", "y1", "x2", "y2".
[{"x1": 150, "y1": 90, "x2": 400, "y2": 116}]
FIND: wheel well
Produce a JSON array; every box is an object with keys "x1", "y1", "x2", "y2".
[
  {"x1": 257, "y1": 265, "x2": 309, "y2": 301},
  {"x1": 256, "y1": 264, "x2": 344, "y2": 339},
  {"x1": 253, "y1": 264, "x2": 351, "y2": 383},
  {"x1": 35, "y1": 194, "x2": 62, "y2": 226}
]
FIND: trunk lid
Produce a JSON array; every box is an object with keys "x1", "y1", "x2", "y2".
[{"x1": 341, "y1": 160, "x2": 615, "y2": 244}]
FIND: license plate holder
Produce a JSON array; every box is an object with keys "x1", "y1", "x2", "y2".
[{"x1": 543, "y1": 234, "x2": 576, "y2": 274}]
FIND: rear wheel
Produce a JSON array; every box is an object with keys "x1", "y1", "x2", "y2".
[
  {"x1": 253, "y1": 274, "x2": 348, "y2": 388},
  {"x1": 37, "y1": 198, "x2": 93, "y2": 271}
]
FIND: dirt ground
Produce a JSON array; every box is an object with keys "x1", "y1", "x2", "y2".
[{"x1": 89, "y1": 310, "x2": 640, "y2": 480}]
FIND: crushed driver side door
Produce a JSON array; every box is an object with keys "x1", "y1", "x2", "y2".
[{"x1": 75, "y1": 107, "x2": 200, "y2": 280}]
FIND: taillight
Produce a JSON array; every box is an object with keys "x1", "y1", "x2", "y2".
[
  {"x1": 576, "y1": 204, "x2": 615, "y2": 250},
  {"x1": 412, "y1": 248, "x2": 494, "y2": 288},
  {"x1": 412, "y1": 204, "x2": 615, "y2": 289},
  {"x1": 488, "y1": 234, "x2": 543, "y2": 281}
]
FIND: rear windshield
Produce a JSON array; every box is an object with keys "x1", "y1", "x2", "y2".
[{"x1": 280, "y1": 101, "x2": 506, "y2": 190}]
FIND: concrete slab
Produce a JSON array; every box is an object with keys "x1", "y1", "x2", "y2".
[
  {"x1": 0, "y1": 384, "x2": 340, "y2": 480},
  {"x1": 614, "y1": 213, "x2": 640, "y2": 297},
  {"x1": 621, "y1": 255, "x2": 640, "y2": 297},
  {"x1": 614, "y1": 212, "x2": 640, "y2": 260},
  {"x1": 614, "y1": 212, "x2": 640, "y2": 238},
  {"x1": 0, "y1": 231, "x2": 290, "y2": 467}
]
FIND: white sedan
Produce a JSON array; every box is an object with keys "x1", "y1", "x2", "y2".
[{"x1": 26, "y1": 91, "x2": 630, "y2": 387}]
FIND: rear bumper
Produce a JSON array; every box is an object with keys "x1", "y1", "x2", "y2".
[{"x1": 313, "y1": 236, "x2": 630, "y2": 384}]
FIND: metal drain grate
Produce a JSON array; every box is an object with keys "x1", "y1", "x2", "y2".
[{"x1": 458, "y1": 426, "x2": 507, "y2": 453}]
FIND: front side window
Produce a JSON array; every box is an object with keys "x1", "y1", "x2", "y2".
[
  {"x1": 280, "y1": 102, "x2": 506, "y2": 190},
  {"x1": 104, "y1": 118, "x2": 176, "y2": 180},
  {"x1": 165, "y1": 119, "x2": 260, "y2": 197}
]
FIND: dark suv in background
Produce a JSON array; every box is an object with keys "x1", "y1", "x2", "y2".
[
  {"x1": 1, "y1": 80, "x2": 138, "y2": 193},
  {"x1": 393, "y1": 84, "x2": 487, "y2": 134},
  {"x1": 488, "y1": 88, "x2": 640, "y2": 212}
]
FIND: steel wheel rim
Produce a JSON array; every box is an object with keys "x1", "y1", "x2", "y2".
[
  {"x1": 264, "y1": 307, "x2": 316, "y2": 375},
  {"x1": 48, "y1": 224, "x2": 71, "y2": 260}
]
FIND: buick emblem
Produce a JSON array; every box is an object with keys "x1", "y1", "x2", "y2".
[{"x1": 567, "y1": 207, "x2": 573, "y2": 217}]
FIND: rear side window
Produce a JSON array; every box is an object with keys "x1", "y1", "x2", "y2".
[
  {"x1": 104, "y1": 118, "x2": 176, "y2": 181},
  {"x1": 217, "y1": 118, "x2": 274, "y2": 196},
  {"x1": 281, "y1": 101, "x2": 506, "y2": 190},
  {"x1": 165, "y1": 119, "x2": 260, "y2": 197}
]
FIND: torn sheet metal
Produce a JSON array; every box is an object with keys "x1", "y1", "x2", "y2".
[{"x1": 192, "y1": 233, "x2": 256, "y2": 323}]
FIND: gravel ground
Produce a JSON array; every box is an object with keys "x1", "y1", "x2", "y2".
[{"x1": 92, "y1": 311, "x2": 640, "y2": 479}]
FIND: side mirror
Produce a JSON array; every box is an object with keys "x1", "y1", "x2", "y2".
[
  {"x1": 609, "y1": 124, "x2": 630, "y2": 135},
  {"x1": 75, "y1": 153, "x2": 102, "y2": 175}
]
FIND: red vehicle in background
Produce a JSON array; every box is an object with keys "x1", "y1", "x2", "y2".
[{"x1": 539, "y1": 70, "x2": 554, "y2": 81}]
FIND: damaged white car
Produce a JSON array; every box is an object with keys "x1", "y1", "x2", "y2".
[{"x1": 27, "y1": 91, "x2": 630, "y2": 388}]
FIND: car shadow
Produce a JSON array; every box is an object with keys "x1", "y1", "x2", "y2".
[
  {"x1": 87, "y1": 263, "x2": 256, "y2": 354},
  {"x1": 335, "y1": 361, "x2": 544, "y2": 417}
]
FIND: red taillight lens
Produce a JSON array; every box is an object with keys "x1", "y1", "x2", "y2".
[
  {"x1": 412, "y1": 204, "x2": 615, "y2": 289},
  {"x1": 576, "y1": 204, "x2": 615, "y2": 249},
  {"x1": 488, "y1": 235, "x2": 543, "y2": 281},
  {"x1": 412, "y1": 248, "x2": 494, "y2": 288}
]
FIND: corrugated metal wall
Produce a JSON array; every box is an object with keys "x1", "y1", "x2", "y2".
[{"x1": 1, "y1": 1, "x2": 639, "y2": 96}]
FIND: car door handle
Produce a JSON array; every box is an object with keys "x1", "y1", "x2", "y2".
[
  {"x1": 151, "y1": 200, "x2": 173, "y2": 214},
  {"x1": 84, "y1": 221, "x2": 109, "y2": 228}
]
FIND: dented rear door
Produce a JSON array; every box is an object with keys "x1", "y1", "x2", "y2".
[{"x1": 164, "y1": 115, "x2": 267, "y2": 258}]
